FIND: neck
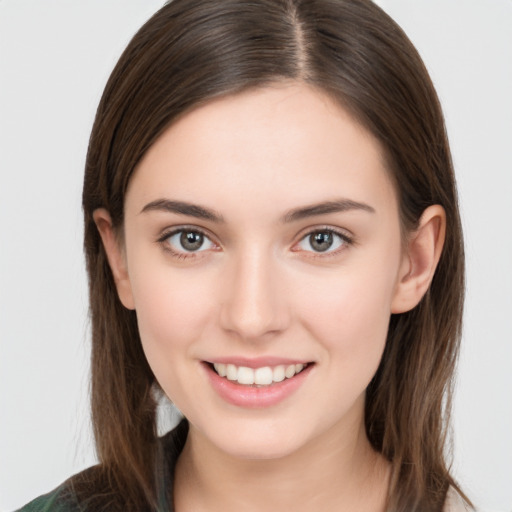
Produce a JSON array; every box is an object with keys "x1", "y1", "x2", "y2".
[{"x1": 174, "y1": 410, "x2": 390, "y2": 512}]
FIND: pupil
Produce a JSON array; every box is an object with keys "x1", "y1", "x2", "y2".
[
  {"x1": 180, "y1": 231, "x2": 203, "y2": 251},
  {"x1": 310, "y1": 232, "x2": 333, "y2": 252}
]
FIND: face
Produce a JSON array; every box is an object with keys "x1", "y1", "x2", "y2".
[{"x1": 112, "y1": 83, "x2": 410, "y2": 459}]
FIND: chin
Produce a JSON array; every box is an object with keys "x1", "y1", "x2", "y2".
[
  {"x1": 198, "y1": 417, "x2": 314, "y2": 461},
  {"x1": 219, "y1": 437, "x2": 303, "y2": 461}
]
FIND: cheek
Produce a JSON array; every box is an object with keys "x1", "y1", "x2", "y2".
[
  {"x1": 307, "y1": 282, "x2": 391, "y2": 352},
  {"x1": 128, "y1": 261, "x2": 216, "y2": 373},
  {"x1": 297, "y1": 256, "x2": 399, "y2": 380}
]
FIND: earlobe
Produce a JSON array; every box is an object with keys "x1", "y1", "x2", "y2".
[
  {"x1": 391, "y1": 205, "x2": 446, "y2": 314},
  {"x1": 93, "y1": 208, "x2": 135, "y2": 310}
]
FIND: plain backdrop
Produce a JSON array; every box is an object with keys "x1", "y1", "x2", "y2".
[{"x1": 1, "y1": 1, "x2": 511, "y2": 511}]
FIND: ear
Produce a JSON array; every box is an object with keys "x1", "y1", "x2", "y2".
[
  {"x1": 93, "y1": 208, "x2": 135, "y2": 310},
  {"x1": 391, "y1": 205, "x2": 446, "y2": 314}
]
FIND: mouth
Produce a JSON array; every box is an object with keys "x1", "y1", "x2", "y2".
[
  {"x1": 203, "y1": 360, "x2": 314, "y2": 408},
  {"x1": 207, "y1": 362, "x2": 311, "y2": 387}
]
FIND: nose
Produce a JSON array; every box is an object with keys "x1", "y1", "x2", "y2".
[{"x1": 220, "y1": 247, "x2": 290, "y2": 341}]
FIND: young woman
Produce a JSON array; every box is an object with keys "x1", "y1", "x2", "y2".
[{"x1": 18, "y1": 0, "x2": 472, "y2": 510}]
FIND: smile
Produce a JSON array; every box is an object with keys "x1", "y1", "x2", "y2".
[
  {"x1": 204, "y1": 360, "x2": 314, "y2": 408},
  {"x1": 212, "y1": 363, "x2": 309, "y2": 387}
]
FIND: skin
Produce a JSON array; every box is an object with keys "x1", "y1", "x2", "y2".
[{"x1": 95, "y1": 82, "x2": 445, "y2": 511}]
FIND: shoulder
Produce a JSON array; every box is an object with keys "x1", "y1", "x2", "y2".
[
  {"x1": 15, "y1": 483, "x2": 80, "y2": 512},
  {"x1": 444, "y1": 487, "x2": 473, "y2": 512},
  {"x1": 16, "y1": 419, "x2": 189, "y2": 512},
  {"x1": 16, "y1": 465, "x2": 136, "y2": 512},
  {"x1": 15, "y1": 465, "x2": 108, "y2": 512}
]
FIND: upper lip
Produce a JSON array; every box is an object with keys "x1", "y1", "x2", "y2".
[{"x1": 205, "y1": 357, "x2": 313, "y2": 368}]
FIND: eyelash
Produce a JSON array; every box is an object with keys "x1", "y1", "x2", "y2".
[
  {"x1": 157, "y1": 226, "x2": 354, "y2": 261},
  {"x1": 293, "y1": 227, "x2": 354, "y2": 258},
  {"x1": 157, "y1": 226, "x2": 216, "y2": 260}
]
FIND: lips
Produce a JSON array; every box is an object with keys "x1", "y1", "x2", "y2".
[{"x1": 203, "y1": 359, "x2": 314, "y2": 408}]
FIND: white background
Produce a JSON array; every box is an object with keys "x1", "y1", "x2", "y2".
[{"x1": 0, "y1": 1, "x2": 511, "y2": 511}]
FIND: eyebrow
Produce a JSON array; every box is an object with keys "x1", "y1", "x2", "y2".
[
  {"x1": 281, "y1": 199, "x2": 375, "y2": 223},
  {"x1": 140, "y1": 197, "x2": 375, "y2": 223},
  {"x1": 140, "y1": 199, "x2": 225, "y2": 223}
]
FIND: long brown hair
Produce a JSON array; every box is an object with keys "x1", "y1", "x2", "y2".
[{"x1": 81, "y1": 0, "x2": 468, "y2": 510}]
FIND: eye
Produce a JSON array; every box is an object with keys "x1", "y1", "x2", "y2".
[
  {"x1": 161, "y1": 229, "x2": 216, "y2": 254},
  {"x1": 296, "y1": 229, "x2": 351, "y2": 254}
]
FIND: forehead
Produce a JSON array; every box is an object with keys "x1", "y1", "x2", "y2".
[{"x1": 126, "y1": 83, "x2": 397, "y2": 221}]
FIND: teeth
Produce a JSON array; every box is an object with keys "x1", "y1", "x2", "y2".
[
  {"x1": 215, "y1": 363, "x2": 227, "y2": 377},
  {"x1": 237, "y1": 366, "x2": 255, "y2": 385},
  {"x1": 212, "y1": 362, "x2": 308, "y2": 386},
  {"x1": 273, "y1": 365, "x2": 285, "y2": 382},
  {"x1": 255, "y1": 367, "x2": 273, "y2": 385},
  {"x1": 285, "y1": 365, "x2": 296, "y2": 378},
  {"x1": 226, "y1": 364, "x2": 237, "y2": 381}
]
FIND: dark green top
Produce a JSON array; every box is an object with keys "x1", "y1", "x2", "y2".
[
  {"x1": 16, "y1": 419, "x2": 189, "y2": 512},
  {"x1": 14, "y1": 486, "x2": 78, "y2": 512}
]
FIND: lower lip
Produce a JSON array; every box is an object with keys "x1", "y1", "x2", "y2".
[{"x1": 203, "y1": 363, "x2": 313, "y2": 409}]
